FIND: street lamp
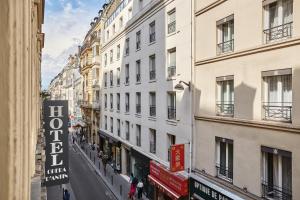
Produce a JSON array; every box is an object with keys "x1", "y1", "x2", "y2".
[{"x1": 174, "y1": 81, "x2": 191, "y2": 91}]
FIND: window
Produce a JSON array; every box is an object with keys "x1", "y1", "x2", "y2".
[
  {"x1": 136, "y1": 60, "x2": 141, "y2": 83},
  {"x1": 110, "y1": 49, "x2": 113, "y2": 63},
  {"x1": 128, "y1": 7, "x2": 132, "y2": 20},
  {"x1": 149, "y1": 21, "x2": 156, "y2": 43},
  {"x1": 216, "y1": 76, "x2": 234, "y2": 116},
  {"x1": 104, "y1": 94, "x2": 107, "y2": 109},
  {"x1": 104, "y1": 72, "x2": 107, "y2": 87},
  {"x1": 117, "y1": 119, "x2": 120, "y2": 136},
  {"x1": 119, "y1": 17, "x2": 123, "y2": 28},
  {"x1": 93, "y1": 45, "x2": 100, "y2": 56},
  {"x1": 110, "y1": 70, "x2": 113, "y2": 86},
  {"x1": 117, "y1": 44, "x2": 120, "y2": 59},
  {"x1": 125, "y1": 38, "x2": 130, "y2": 56},
  {"x1": 215, "y1": 137, "x2": 233, "y2": 183},
  {"x1": 217, "y1": 15, "x2": 234, "y2": 54},
  {"x1": 149, "y1": 92, "x2": 156, "y2": 117},
  {"x1": 168, "y1": 9, "x2": 176, "y2": 34},
  {"x1": 167, "y1": 92, "x2": 176, "y2": 120},
  {"x1": 136, "y1": 31, "x2": 141, "y2": 50},
  {"x1": 117, "y1": 68, "x2": 120, "y2": 85},
  {"x1": 136, "y1": 125, "x2": 141, "y2": 146},
  {"x1": 107, "y1": 30, "x2": 110, "y2": 41},
  {"x1": 136, "y1": 92, "x2": 141, "y2": 114},
  {"x1": 149, "y1": 55, "x2": 156, "y2": 80},
  {"x1": 104, "y1": 53, "x2": 107, "y2": 66},
  {"x1": 139, "y1": 0, "x2": 143, "y2": 10},
  {"x1": 104, "y1": 115, "x2": 107, "y2": 130},
  {"x1": 261, "y1": 146, "x2": 292, "y2": 200},
  {"x1": 168, "y1": 48, "x2": 176, "y2": 77},
  {"x1": 110, "y1": 93, "x2": 113, "y2": 110},
  {"x1": 125, "y1": 121, "x2": 130, "y2": 140},
  {"x1": 112, "y1": 24, "x2": 116, "y2": 34},
  {"x1": 110, "y1": 117, "x2": 113, "y2": 133},
  {"x1": 167, "y1": 134, "x2": 176, "y2": 161},
  {"x1": 117, "y1": 93, "x2": 120, "y2": 111},
  {"x1": 262, "y1": 69, "x2": 292, "y2": 122},
  {"x1": 149, "y1": 129, "x2": 156, "y2": 154},
  {"x1": 263, "y1": 0, "x2": 293, "y2": 43},
  {"x1": 125, "y1": 93, "x2": 130, "y2": 113},
  {"x1": 125, "y1": 64, "x2": 130, "y2": 85}
]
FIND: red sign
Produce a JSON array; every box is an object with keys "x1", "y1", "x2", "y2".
[
  {"x1": 149, "y1": 160, "x2": 188, "y2": 196},
  {"x1": 170, "y1": 144, "x2": 184, "y2": 172}
]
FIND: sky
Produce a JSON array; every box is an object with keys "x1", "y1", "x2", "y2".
[{"x1": 41, "y1": 0, "x2": 106, "y2": 89}]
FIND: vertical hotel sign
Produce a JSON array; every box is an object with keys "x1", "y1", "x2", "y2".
[
  {"x1": 43, "y1": 100, "x2": 69, "y2": 186},
  {"x1": 170, "y1": 144, "x2": 184, "y2": 172}
]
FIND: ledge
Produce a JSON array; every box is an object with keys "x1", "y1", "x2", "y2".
[
  {"x1": 195, "y1": 0, "x2": 227, "y2": 16},
  {"x1": 194, "y1": 115, "x2": 300, "y2": 134}
]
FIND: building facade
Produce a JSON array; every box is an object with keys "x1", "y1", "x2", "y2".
[
  {"x1": 0, "y1": 0, "x2": 45, "y2": 200},
  {"x1": 191, "y1": 0, "x2": 300, "y2": 199},
  {"x1": 100, "y1": 0, "x2": 192, "y2": 199}
]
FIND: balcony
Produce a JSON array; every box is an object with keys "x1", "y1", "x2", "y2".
[
  {"x1": 149, "y1": 70, "x2": 156, "y2": 80},
  {"x1": 263, "y1": 102, "x2": 292, "y2": 122},
  {"x1": 262, "y1": 181, "x2": 292, "y2": 200},
  {"x1": 168, "y1": 21, "x2": 176, "y2": 34},
  {"x1": 263, "y1": 22, "x2": 293, "y2": 43},
  {"x1": 216, "y1": 102, "x2": 234, "y2": 117},
  {"x1": 90, "y1": 32, "x2": 100, "y2": 44},
  {"x1": 217, "y1": 39, "x2": 234, "y2": 54},
  {"x1": 216, "y1": 164, "x2": 233, "y2": 183},
  {"x1": 168, "y1": 66, "x2": 176, "y2": 78},
  {"x1": 168, "y1": 106, "x2": 176, "y2": 120},
  {"x1": 149, "y1": 105, "x2": 156, "y2": 117},
  {"x1": 150, "y1": 142, "x2": 156, "y2": 154},
  {"x1": 136, "y1": 74, "x2": 141, "y2": 83},
  {"x1": 150, "y1": 33, "x2": 156, "y2": 43},
  {"x1": 136, "y1": 104, "x2": 141, "y2": 114}
]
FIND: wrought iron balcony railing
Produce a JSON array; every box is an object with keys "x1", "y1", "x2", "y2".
[
  {"x1": 136, "y1": 104, "x2": 141, "y2": 114},
  {"x1": 150, "y1": 33, "x2": 156, "y2": 43},
  {"x1": 168, "y1": 21, "x2": 176, "y2": 34},
  {"x1": 125, "y1": 104, "x2": 129, "y2": 113},
  {"x1": 150, "y1": 142, "x2": 156, "y2": 154},
  {"x1": 263, "y1": 102, "x2": 292, "y2": 122},
  {"x1": 125, "y1": 76, "x2": 129, "y2": 84},
  {"x1": 168, "y1": 66, "x2": 176, "y2": 77},
  {"x1": 216, "y1": 164, "x2": 233, "y2": 183},
  {"x1": 149, "y1": 105, "x2": 156, "y2": 117},
  {"x1": 149, "y1": 70, "x2": 156, "y2": 80},
  {"x1": 216, "y1": 102, "x2": 234, "y2": 117},
  {"x1": 262, "y1": 180, "x2": 292, "y2": 200},
  {"x1": 263, "y1": 22, "x2": 293, "y2": 43},
  {"x1": 217, "y1": 39, "x2": 234, "y2": 54},
  {"x1": 168, "y1": 106, "x2": 176, "y2": 120},
  {"x1": 136, "y1": 74, "x2": 141, "y2": 82}
]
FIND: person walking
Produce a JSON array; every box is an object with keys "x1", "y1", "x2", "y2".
[
  {"x1": 63, "y1": 189, "x2": 70, "y2": 200},
  {"x1": 137, "y1": 179, "x2": 144, "y2": 199}
]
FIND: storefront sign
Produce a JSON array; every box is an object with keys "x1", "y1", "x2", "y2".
[
  {"x1": 190, "y1": 177, "x2": 233, "y2": 200},
  {"x1": 170, "y1": 144, "x2": 184, "y2": 172},
  {"x1": 43, "y1": 100, "x2": 69, "y2": 186},
  {"x1": 149, "y1": 161, "x2": 188, "y2": 196}
]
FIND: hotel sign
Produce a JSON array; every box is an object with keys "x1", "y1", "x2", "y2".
[
  {"x1": 43, "y1": 100, "x2": 69, "y2": 186},
  {"x1": 170, "y1": 144, "x2": 185, "y2": 172}
]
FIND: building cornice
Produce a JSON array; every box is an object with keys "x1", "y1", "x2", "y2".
[
  {"x1": 195, "y1": 0, "x2": 227, "y2": 17},
  {"x1": 195, "y1": 37, "x2": 300, "y2": 66},
  {"x1": 194, "y1": 115, "x2": 300, "y2": 134}
]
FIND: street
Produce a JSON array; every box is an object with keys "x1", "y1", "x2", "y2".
[{"x1": 47, "y1": 140, "x2": 117, "y2": 200}]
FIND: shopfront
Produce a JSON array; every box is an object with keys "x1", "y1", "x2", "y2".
[{"x1": 148, "y1": 161, "x2": 188, "y2": 200}]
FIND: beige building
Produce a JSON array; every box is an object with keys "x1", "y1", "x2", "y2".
[
  {"x1": 0, "y1": 0, "x2": 45, "y2": 200},
  {"x1": 191, "y1": 0, "x2": 300, "y2": 199}
]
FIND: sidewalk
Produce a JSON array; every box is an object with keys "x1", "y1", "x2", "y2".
[{"x1": 73, "y1": 139, "x2": 148, "y2": 200}]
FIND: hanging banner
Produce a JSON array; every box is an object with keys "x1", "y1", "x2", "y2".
[
  {"x1": 170, "y1": 144, "x2": 185, "y2": 172},
  {"x1": 43, "y1": 100, "x2": 69, "y2": 186}
]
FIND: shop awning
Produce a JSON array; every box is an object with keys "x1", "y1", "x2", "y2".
[
  {"x1": 148, "y1": 175, "x2": 181, "y2": 200},
  {"x1": 98, "y1": 130, "x2": 121, "y2": 144}
]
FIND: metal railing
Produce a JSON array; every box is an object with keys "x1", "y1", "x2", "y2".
[
  {"x1": 150, "y1": 32, "x2": 156, "y2": 43},
  {"x1": 216, "y1": 102, "x2": 234, "y2": 116},
  {"x1": 263, "y1": 102, "x2": 292, "y2": 122},
  {"x1": 168, "y1": 66, "x2": 176, "y2": 77},
  {"x1": 217, "y1": 39, "x2": 234, "y2": 54},
  {"x1": 125, "y1": 104, "x2": 129, "y2": 112},
  {"x1": 168, "y1": 106, "x2": 176, "y2": 120},
  {"x1": 136, "y1": 74, "x2": 141, "y2": 82},
  {"x1": 168, "y1": 21, "x2": 176, "y2": 34},
  {"x1": 216, "y1": 164, "x2": 233, "y2": 183},
  {"x1": 149, "y1": 70, "x2": 156, "y2": 80},
  {"x1": 150, "y1": 142, "x2": 156, "y2": 154},
  {"x1": 149, "y1": 105, "x2": 156, "y2": 117},
  {"x1": 136, "y1": 104, "x2": 141, "y2": 114},
  {"x1": 264, "y1": 22, "x2": 293, "y2": 43},
  {"x1": 262, "y1": 181, "x2": 292, "y2": 200},
  {"x1": 125, "y1": 76, "x2": 129, "y2": 84}
]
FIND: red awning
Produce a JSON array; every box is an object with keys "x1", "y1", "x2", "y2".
[{"x1": 148, "y1": 175, "x2": 182, "y2": 200}]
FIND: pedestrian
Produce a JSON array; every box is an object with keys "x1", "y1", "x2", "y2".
[
  {"x1": 137, "y1": 179, "x2": 144, "y2": 199},
  {"x1": 129, "y1": 173, "x2": 134, "y2": 184},
  {"x1": 72, "y1": 135, "x2": 75, "y2": 144},
  {"x1": 128, "y1": 180, "x2": 137, "y2": 200},
  {"x1": 63, "y1": 189, "x2": 70, "y2": 200}
]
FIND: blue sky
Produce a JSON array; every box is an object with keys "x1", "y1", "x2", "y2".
[{"x1": 42, "y1": 0, "x2": 106, "y2": 89}]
